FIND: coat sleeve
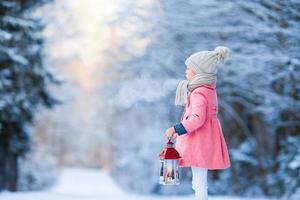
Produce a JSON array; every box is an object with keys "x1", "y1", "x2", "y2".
[
  {"x1": 174, "y1": 122, "x2": 188, "y2": 135},
  {"x1": 180, "y1": 90, "x2": 208, "y2": 134}
]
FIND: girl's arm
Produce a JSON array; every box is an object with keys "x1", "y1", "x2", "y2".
[{"x1": 174, "y1": 90, "x2": 208, "y2": 135}]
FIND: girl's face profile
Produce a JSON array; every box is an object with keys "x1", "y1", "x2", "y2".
[{"x1": 185, "y1": 67, "x2": 196, "y2": 81}]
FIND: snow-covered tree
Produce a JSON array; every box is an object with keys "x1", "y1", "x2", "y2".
[{"x1": 0, "y1": 0, "x2": 59, "y2": 191}]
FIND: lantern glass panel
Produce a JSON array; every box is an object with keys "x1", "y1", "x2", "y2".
[{"x1": 159, "y1": 159, "x2": 180, "y2": 185}]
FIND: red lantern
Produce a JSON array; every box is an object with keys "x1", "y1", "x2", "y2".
[{"x1": 158, "y1": 137, "x2": 181, "y2": 185}]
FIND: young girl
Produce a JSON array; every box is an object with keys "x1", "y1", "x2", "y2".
[{"x1": 164, "y1": 46, "x2": 231, "y2": 200}]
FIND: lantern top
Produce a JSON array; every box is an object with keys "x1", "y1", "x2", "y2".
[{"x1": 159, "y1": 138, "x2": 181, "y2": 160}]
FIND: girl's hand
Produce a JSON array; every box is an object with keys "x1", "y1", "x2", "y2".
[{"x1": 164, "y1": 127, "x2": 178, "y2": 138}]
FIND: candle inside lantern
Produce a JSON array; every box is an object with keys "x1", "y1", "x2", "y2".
[{"x1": 167, "y1": 166, "x2": 173, "y2": 179}]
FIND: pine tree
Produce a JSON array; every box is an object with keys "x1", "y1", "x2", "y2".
[{"x1": 0, "y1": 0, "x2": 59, "y2": 191}]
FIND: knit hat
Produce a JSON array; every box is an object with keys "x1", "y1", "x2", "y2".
[
  {"x1": 185, "y1": 46, "x2": 230, "y2": 75},
  {"x1": 175, "y1": 46, "x2": 230, "y2": 106}
]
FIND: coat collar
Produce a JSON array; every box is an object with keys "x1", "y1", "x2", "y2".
[
  {"x1": 187, "y1": 83, "x2": 216, "y2": 102},
  {"x1": 201, "y1": 83, "x2": 216, "y2": 90},
  {"x1": 191, "y1": 83, "x2": 216, "y2": 92}
]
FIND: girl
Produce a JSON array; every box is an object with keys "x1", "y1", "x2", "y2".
[{"x1": 164, "y1": 46, "x2": 231, "y2": 200}]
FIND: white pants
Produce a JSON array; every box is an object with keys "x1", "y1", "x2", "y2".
[{"x1": 191, "y1": 167, "x2": 208, "y2": 200}]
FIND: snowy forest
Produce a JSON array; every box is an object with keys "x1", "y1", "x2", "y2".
[{"x1": 0, "y1": 0, "x2": 299, "y2": 200}]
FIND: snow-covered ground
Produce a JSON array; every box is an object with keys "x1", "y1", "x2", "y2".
[{"x1": 0, "y1": 168, "x2": 276, "y2": 200}]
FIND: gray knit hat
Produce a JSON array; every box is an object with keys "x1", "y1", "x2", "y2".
[
  {"x1": 184, "y1": 46, "x2": 230, "y2": 75},
  {"x1": 175, "y1": 46, "x2": 230, "y2": 106}
]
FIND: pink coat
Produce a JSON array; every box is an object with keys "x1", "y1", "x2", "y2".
[{"x1": 175, "y1": 83, "x2": 231, "y2": 170}]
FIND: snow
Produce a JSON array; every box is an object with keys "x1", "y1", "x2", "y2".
[
  {"x1": 0, "y1": 168, "x2": 276, "y2": 200},
  {"x1": 0, "y1": 29, "x2": 12, "y2": 40},
  {"x1": 6, "y1": 48, "x2": 29, "y2": 65}
]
